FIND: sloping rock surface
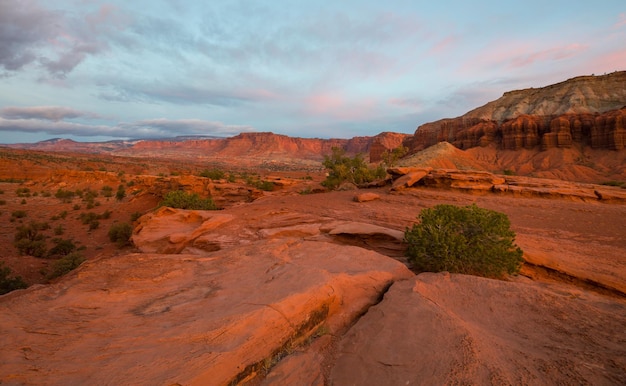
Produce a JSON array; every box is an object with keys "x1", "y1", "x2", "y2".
[
  {"x1": 329, "y1": 272, "x2": 626, "y2": 385},
  {"x1": 0, "y1": 239, "x2": 413, "y2": 385}
]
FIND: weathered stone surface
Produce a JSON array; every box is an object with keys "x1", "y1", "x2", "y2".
[
  {"x1": 325, "y1": 221, "x2": 404, "y2": 241},
  {"x1": 353, "y1": 192, "x2": 381, "y2": 202},
  {"x1": 517, "y1": 233, "x2": 626, "y2": 294},
  {"x1": 386, "y1": 166, "x2": 433, "y2": 176},
  {"x1": 0, "y1": 239, "x2": 413, "y2": 386},
  {"x1": 420, "y1": 169, "x2": 505, "y2": 192},
  {"x1": 329, "y1": 273, "x2": 626, "y2": 385},
  {"x1": 131, "y1": 206, "x2": 235, "y2": 253},
  {"x1": 390, "y1": 170, "x2": 431, "y2": 190}
]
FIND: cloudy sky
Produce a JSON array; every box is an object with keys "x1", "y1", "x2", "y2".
[{"x1": 0, "y1": 0, "x2": 624, "y2": 143}]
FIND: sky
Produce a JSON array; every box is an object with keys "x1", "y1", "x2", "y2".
[{"x1": 0, "y1": 0, "x2": 625, "y2": 144}]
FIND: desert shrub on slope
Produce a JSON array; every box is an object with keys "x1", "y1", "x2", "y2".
[
  {"x1": 109, "y1": 222, "x2": 133, "y2": 247},
  {"x1": 404, "y1": 204, "x2": 523, "y2": 278},
  {"x1": 159, "y1": 190, "x2": 217, "y2": 210},
  {"x1": 0, "y1": 262, "x2": 27, "y2": 294}
]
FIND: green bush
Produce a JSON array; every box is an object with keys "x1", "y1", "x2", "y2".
[
  {"x1": 47, "y1": 238, "x2": 76, "y2": 258},
  {"x1": 322, "y1": 147, "x2": 387, "y2": 190},
  {"x1": 14, "y1": 221, "x2": 50, "y2": 258},
  {"x1": 199, "y1": 168, "x2": 226, "y2": 180},
  {"x1": 47, "y1": 252, "x2": 85, "y2": 280},
  {"x1": 55, "y1": 188, "x2": 76, "y2": 203},
  {"x1": 0, "y1": 262, "x2": 27, "y2": 295},
  {"x1": 381, "y1": 146, "x2": 408, "y2": 167},
  {"x1": 115, "y1": 185, "x2": 126, "y2": 201},
  {"x1": 159, "y1": 190, "x2": 217, "y2": 210},
  {"x1": 108, "y1": 222, "x2": 133, "y2": 247},
  {"x1": 12, "y1": 210, "x2": 27, "y2": 219},
  {"x1": 101, "y1": 185, "x2": 114, "y2": 197},
  {"x1": 404, "y1": 204, "x2": 524, "y2": 278}
]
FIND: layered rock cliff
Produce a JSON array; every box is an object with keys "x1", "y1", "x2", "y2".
[{"x1": 411, "y1": 72, "x2": 626, "y2": 152}]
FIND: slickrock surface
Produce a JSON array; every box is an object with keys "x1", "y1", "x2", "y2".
[
  {"x1": 0, "y1": 239, "x2": 413, "y2": 385},
  {"x1": 328, "y1": 272, "x2": 626, "y2": 385}
]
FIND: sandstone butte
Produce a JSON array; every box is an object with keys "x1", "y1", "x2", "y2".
[{"x1": 409, "y1": 71, "x2": 626, "y2": 152}]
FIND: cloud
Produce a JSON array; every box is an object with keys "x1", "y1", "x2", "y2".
[
  {"x1": 0, "y1": 1, "x2": 59, "y2": 72},
  {"x1": 0, "y1": 1, "x2": 128, "y2": 77},
  {"x1": 508, "y1": 43, "x2": 588, "y2": 68},
  {"x1": 0, "y1": 113, "x2": 254, "y2": 139},
  {"x1": 0, "y1": 106, "x2": 101, "y2": 121},
  {"x1": 614, "y1": 13, "x2": 626, "y2": 29},
  {"x1": 100, "y1": 83, "x2": 277, "y2": 107},
  {"x1": 118, "y1": 118, "x2": 254, "y2": 137},
  {"x1": 389, "y1": 97, "x2": 424, "y2": 109}
]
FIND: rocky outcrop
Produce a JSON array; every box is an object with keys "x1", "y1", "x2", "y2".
[
  {"x1": 327, "y1": 272, "x2": 626, "y2": 385},
  {"x1": 0, "y1": 239, "x2": 413, "y2": 385},
  {"x1": 388, "y1": 167, "x2": 626, "y2": 202},
  {"x1": 412, "y1": 72, "x2": 626, "y2": 151},
  {"x1": 132, "y1": 206, "x2": 410, "y2": 257}
]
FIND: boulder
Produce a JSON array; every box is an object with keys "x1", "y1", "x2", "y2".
[
  {"x1": 0, "y1": 239, "x2": 414, "y2": 386},
  {"x1": 353, "y1": 192, "x2": 381, "y2": 202},
  {"x1": 131, "y1": 207, "x2": 234, "y2": 253}
]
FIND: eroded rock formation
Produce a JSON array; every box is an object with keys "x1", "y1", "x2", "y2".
[{"x1": 412, "y1": 72, "x2": 626, "y2": 152}]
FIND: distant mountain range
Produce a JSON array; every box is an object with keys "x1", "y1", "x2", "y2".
[{"x1": 4, "y1": 71, "x2": 625, "y2": 177}]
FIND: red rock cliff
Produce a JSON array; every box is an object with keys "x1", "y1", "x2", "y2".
[{"x1": 412, "y1": 72, "x2": 626, "y2": 152}]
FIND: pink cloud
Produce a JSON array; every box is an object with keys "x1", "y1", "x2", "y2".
[
  {"x1": 428, "y1": 35, "x2": 459, "y2": 55},
  {"x1": 614, "y1": 13, "x2": 626, "y2": 29},
  {"x1": 304, "y1": 92, "x2": 380, "y2": 121},
  {"x1": 507, "y1": 43, "x2": 587, "y2": 68},
  {"x1": 306, "y1": 92, "x2": 344, "y2": 115}
]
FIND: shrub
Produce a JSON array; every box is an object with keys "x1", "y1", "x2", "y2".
[
  {"x1": 250, "y1": 180, "x2": 274, "y2": 191},
  {"x1": 116, "y1": 185, "x2": 126, "y2": 201},
  {"x1": 16, "y1": 187, "x2": 31, "y2": 197},
  {"x1": 15, "y1": 239, "x2": 47, "y2": 258},
  {"x1": 404, "y1": 204, "x2": 524, "y2": 278},
  {"x1": 159, "y1": 190, "x2": 218, "y2": 210},
  {"x1": 55, "y1": 189, "x2": 75, "y2": 203},
  {"x1": 14, "y1": 221, "x2": 50, "y2": 258},
  {"x1": 130, "y1": 212, "x2": 142, "y2": 222},
  {"x1": 322, "y1": 147, "x2": 387, "y2": 190},
  {"x1": 503, "y1": 169, "x2": 516, "y2": 176},
  {"x1": 0, "y1": 262, "x2": 28, "y2": 295},
  {"x1": 54, "y1": 225, "x2": 64, "y2": 235},
  {"x1": 199, "y1": 168, "x2": 226, "y2": 180},
  {"x1": 101, "y1": 185, "x2": 114, "y2": 197},
  {"x1": 108, "y1": 222, "x2": 133, "y2": 246},
  {"x1": 381, "y1": 146, "x2": 408, "y2": 167},
  {"x1": 46, "y1": 252, "x2": 85, "y2": 280},
  {"x1": 12, "y1": 210, "x2": 27, "y2": 219},
  {"x1": 47, "y1": 238, "x2": 76, "y2": 258}
]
